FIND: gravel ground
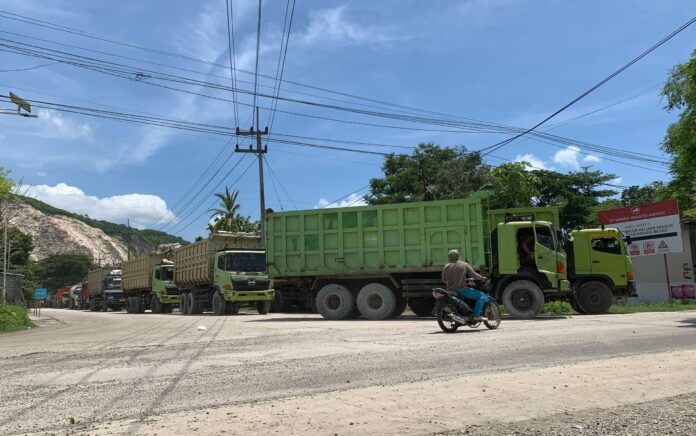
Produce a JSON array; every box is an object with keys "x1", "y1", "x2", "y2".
[
  {"x1": 444, "y1": 392, "x2": 696, "y2": 436},
  {"x1": 1, "y1": 309, "x2": 695, "y2": 435}
]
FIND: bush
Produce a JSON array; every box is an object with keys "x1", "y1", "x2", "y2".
[
  {"x1": 0, "y1": 305, "x2": 33, "y2": 333},
  {"x1": 542, "y1": 301, "x2": 576, "y2": 315}
]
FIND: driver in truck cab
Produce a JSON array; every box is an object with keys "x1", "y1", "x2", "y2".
[{"x1": 441, "y1": 250, "x2": 488, "y2": 321}]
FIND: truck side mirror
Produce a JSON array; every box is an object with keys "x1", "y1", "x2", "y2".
[{"x1": 624, "y1": 236, "x2": 632, "y2": 245}]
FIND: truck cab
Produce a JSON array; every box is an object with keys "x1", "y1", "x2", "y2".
[
  {"x1": 491, "y1": 217, "x2": 570, "y2": 319},
  {"x1": 567, "y1": 228, "x2": 636, "y2": 313},
  {"x1": 152, "y1": 262, "x2": 180, "y2": 306},
  {"x1": 103, "y1": 269, "x2": 126, "y2": 311},
  {"x1": 214, "y1": 250, "x2": 274, "y2": 311}
]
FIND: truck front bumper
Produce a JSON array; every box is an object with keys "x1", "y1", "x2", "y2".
[
  {"x1": 159, "y1": 294, "x2": 182, "y2": 304},
  {"x1": 223, "y1": 289, "x2": 275, "y2": 302}
]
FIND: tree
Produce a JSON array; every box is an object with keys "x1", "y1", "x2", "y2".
[
  {"x1": 366, "y1": 143, "x2": 490, "y2": 204},
  {"x1": 662, "y1": 50, "x2": 696, "y2": 217},
  {"x1": 7, "y1": 228, "x2": 33, "y2": 267},
  {"x1": 534, "y1": 168, "x2": 617, "y2": 229},
  {"x1": 0, "y1": 167, "x2": 13, "y2": 201},
  {"x1": 34, "y1": 254, "x2": 94, "y2": 290},
  {"x1": 488, "y1": 162, "x2": 540, "y2": 208},
  {"x1": 620, "y1": 182, "x2": 668, "y2": 206},
  {"x1": 209, "y1": 188, "x2": 242, "y2": 233}
]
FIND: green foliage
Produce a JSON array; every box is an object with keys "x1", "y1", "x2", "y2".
[
  {"x1": 209, "y1": 188, "x2": 242, "y2": 233},
  {"x1": 5, "y1": 228, "x2": 34, "y2": 267},
  {"x1": 0, "y1": 167, "x2": 14, "y2": 201},
  {"x1": 534, "y1": 169, "x2": 617, "y2": 229},
  {"x1": 234, "y1": 215, "x2": 261, "y2": 233},
  {"x1": 662, "y1": 50, "x2": 696, "y2": 217},
  {"x1": 366, "y1": 143, "x2": 490, "y2": 204},
  {"x1": 18, "y1": 196, "x2": 187, "y2": 253},
  {"x1": 34, "y1": 254, "x2": 94, "y2": 290},
  {"x1": 488, "y1": 162, "x2": 540, "y2": 208},
  {"x1": 609, "y1": 301, "x2": 696, "y2": 314},
  {"x1": 0, "y1": 305, "x2": 33, "y2": 333},
  {"x1": 620, "y1": 182, "x2": 669, "y2": 206},
  {"x1": 542, "y1": 301, "x2": 575, "y2": 315}
]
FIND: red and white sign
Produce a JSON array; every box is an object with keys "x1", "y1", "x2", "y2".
[{"x1": 598, "y1": 199, "x2": 682, "y2": 257}]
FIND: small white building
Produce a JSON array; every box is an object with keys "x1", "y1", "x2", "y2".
[{"x1": 631, "y1": 220, "x2": 696, "y2": 302}]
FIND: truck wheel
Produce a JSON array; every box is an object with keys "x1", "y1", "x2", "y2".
[
  {"x1": 357, "y1": 283, "x2": 396, "y2": 320},
  {"x1": 569, "y1": 296, "x2": 586, "y2": 314},
  {"x1": 212, "y1": 292, "x2": 227, "y2": 316},
  {"x1": 189, "y1": 293, "x2": 203, "y2": 315},
  {"x1": 180, "y1": 293, "x2": 189, "y2": 315},
  {"x1": 502, "y1": 280, "x2": 544, "y2": 319},
  {"x1": 126, "y1": 297, "x2": 132, "y2": 313},
  {"x1": 131, "y1": 297, "x2": 140, "y2": 314},
  {"x1": 390, "y1": 298, "x2": 408, "y2": 318},
  {"x1": 257, "y1": 300, "x2": 271, "y2": 315},
  {"x1": 226, "y1": 302, "x2": 240, "y2": 314},
  {"x1": 315, "y1": 284, "x2": 355, "y2": 320},
  {"x1": 151, "y1": 295, "x2": 162, "y2": 314},
  {"x1": 409, "y1": 298, "x2": 436, "y2": 317},
  {"x1": 576, "y1": 281, "x2": 613, "y2": 315},
  {"x1": 271, "y1": 291, "x2": 285, "y2": 313}
]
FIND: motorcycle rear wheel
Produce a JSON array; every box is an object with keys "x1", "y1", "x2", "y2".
[
  {"x1": 484, "y1": 302, "x2": 502, "y2": 329},
  {"x1": 437, "y1": 302, "x2": 461, "y2": 333}
]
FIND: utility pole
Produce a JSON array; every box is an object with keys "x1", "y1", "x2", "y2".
[
  {"x1": 235, "y1": 107, "x2": 268, "y2": 246},
  {"x1": 2, "y1": 210, "x2": 8, "y2": 305}
]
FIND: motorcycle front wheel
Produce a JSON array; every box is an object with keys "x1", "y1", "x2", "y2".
[
  {"x1": 437, "y1": 302, "x2": 461, "y2": 333},
  {"x1": 483, "y1": 302, "x2": 502, "y2": 329}
]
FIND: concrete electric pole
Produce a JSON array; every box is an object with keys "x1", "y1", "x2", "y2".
[{"x1": 235, "y1": 107, "x2": 268, "y2": 247}]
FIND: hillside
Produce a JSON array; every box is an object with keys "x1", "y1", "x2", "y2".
[{"x1": 14, "y1": 196, "x2": 187, "y2": 263}]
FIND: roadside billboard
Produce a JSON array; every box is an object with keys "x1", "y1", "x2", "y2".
[{"x1": 597, "y1": 199, "x2": 683, "y2": 257}]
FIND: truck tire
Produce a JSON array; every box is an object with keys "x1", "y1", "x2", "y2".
[
  {"x1": 569, "y1": 296, "x2": 586, "y2": 314},
  {"x1": 226, "y1": 302, "x2": 240, "y2": 314},
  {"x1": 188, "y1": 293, "x2": 203, "y2": 315},
  {"x1": 409, "y1": 298, "x2": 436, "y2": 317},
  {"x1": 390, "y1": 298, "x2": 408, "y2": 318},
  {"x1": 576, "y1": 281, "x2": 613, "y2": 315},
  {"x1": 132, "y1": 296, "x2": 140, "y2": 314},
  {"x1": 180, "y1": 293, "x2": 189, "y2": 315},
  {"x1": 212, "y1": 291, "x2": 227, "y2": 316},
  {"x1": 271, "y1": 291, "x2": 285, "y2": 313},
  {"x1": 357, "y1": 283, "x2": 396, "y2": 320},
  {"x1": 315, "y1": 284, "x2": 355, "y2": 320},
  {"x1": 126, "y1": 297, "x2": 133, "y2": 313},
  {"x1": 502, "y1": 280, "x2": 544, "y2": 319},
  {"x1": 257, "y1": 300, "x2": 271, "y2": 315},
  {"x1": 151, "y1": 295, "x2": 163, "y2": 314}
]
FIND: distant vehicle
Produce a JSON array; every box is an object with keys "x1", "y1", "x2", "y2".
[
  {"x1": 56, "y1": 287, "x2": 72, "y2": 309},
  {"x1": 122, "y1": 253, "x2": 179, "y2": 313},
  {"x1": 87, "y1": 267, "x2": 125, "y2": 311},
  {"x1": 433, "y1": 282, "x2": 501, "y2": 333},
  {"x1": 68, "y1": 283, "x2": 82, "y2": 309}
]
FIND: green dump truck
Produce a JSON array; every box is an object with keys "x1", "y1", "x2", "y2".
[
  {"x1": 175, "y1": 232, "x2": 274, "y2": 315},
  {"x1": 267, "y1": 192, "x2": 634, "y2": 320},
  {"x1": 87, "y1": 266, "x2": 125, "y2": 312},
  {"x1": 122, "y1": 252, "x2": 179, "y2": 314}
]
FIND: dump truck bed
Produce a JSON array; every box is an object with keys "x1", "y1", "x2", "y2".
[{"x1": 122, "y1": 253, "x2": 170, "y2": 292}]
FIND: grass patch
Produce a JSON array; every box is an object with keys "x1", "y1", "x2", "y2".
[
  {"x1": 609, "y1": 301, "x2": 696, "y2": 314},
  {"x1": 541, "y1": 301, "x2": 576, "y2": 315},
  {"x1": 0, "y1": 305, "x2": 33, "y2": 333}
]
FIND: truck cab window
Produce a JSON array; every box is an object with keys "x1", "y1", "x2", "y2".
[
  {"x1": 592, "y1": 237, "x2": 621, "y2": 255},
  {"x1": 154, "y1": 268, "x2": 161, "y2": 280},
  {"x1": 535, "y1": 225, "x2": 555, "y2": 251},
  {"x1": 226, "y1": 253, "x2": 266, "y2": 272},
  {"x1": 161, "y1": 267, "x2": 174, "y2": 281},
  {"x1": 517, "y1": 227, "x2": 535, "y2": 268},
  {"x1": 217, "y1": 255, "x2": 225, "y2": 270}
]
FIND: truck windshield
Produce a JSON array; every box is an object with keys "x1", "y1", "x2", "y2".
[
  {"x1": 160, "y1": 267, "x2": 174, "y2": 281},
  {"x1": 105, "y1": 276, "x2": 121, "y2": 290},
  {"x1": 226, "y1": 253, "x2": 266, "y2": 272}
]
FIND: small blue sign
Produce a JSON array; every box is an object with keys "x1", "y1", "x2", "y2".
[{"x1": 34, "y1": 288, "x2": 47, "y2": 299}]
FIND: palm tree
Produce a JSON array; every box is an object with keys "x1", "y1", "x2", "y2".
[{"x1": 209, "y1": 188, "x2": 242, "y2": 233}]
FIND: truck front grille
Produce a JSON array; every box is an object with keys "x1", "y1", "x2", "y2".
[{"x1": 232, "y1": 279, "x2": 270, "y2": 291}]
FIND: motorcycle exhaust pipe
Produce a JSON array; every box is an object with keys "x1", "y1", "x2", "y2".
[{"x1": 450, "y1": 313, "x2": 470, "y2": 324}]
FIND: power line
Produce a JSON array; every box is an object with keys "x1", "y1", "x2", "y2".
[
  {"x1": 479, "y1": 15, "x2": 696, "y2": 156},
  {"x1": 0, "y1": 61, "x2": 54, "y2": 72}
]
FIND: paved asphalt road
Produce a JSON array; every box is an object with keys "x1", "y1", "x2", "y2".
[{"x1": 1, "y1": 308, "x2": 695, "y2": 435}]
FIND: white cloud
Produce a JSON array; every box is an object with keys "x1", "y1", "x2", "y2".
[
  {"x1": 514, "y1": 153, "x2": 551, "y2": 171},
  {"x1": 316, "y1": 193, "x2": 367, "y2": 209},
  {"x1": 553, "y1": 146, "x2": 581, "y2": 169},
  {"x1": 27, "y1": 183, "x2": 176, "y2": 229},
  {"x1": 36, "y1": 171, "x2": 47, "y2": 177},
  {"x1": 37, "y1": 109, "x2": 94, "y2": 142},
  {"x1": 583, "y1": 154, "x2": 601, "y2": 163},
  {"x1": 297, "y1": 6, "x2": 400, "y2": 46},
  {"x1": 610, "y1": 177, "x2": 623, "y2": 185}
]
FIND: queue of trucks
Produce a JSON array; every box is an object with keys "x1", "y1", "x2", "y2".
[{"x1": 51, "y1": 190, "x2": 635, "y2": 320}]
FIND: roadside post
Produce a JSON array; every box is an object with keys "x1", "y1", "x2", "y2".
[{"x1": 34, "y1": 288, "x2": 47, "y2": 317}]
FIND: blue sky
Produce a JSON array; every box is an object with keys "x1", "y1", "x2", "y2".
[{"x1": 0, "y1": 0, "x2": 694, "y2": 241}]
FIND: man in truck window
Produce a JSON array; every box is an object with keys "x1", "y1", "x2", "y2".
[{"x1": 441, "y1": 250, "x2": 488, "y2": 321}]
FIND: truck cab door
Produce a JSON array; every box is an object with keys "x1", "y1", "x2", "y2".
[
  {"x1": 533, "y1": 224, "x2": 558, "y2": 283},
  {"x1": 589, "y1": 235, "x2": 627, "y2": 286}
]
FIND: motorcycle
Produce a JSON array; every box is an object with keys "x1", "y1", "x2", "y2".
[{"x1": 432, "y1": 281, "x2": 502, "y2": 333}]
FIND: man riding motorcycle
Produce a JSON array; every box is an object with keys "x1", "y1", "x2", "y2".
[{"x1": 441, "y1": 249, "x2": 488, "y2": 321}]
